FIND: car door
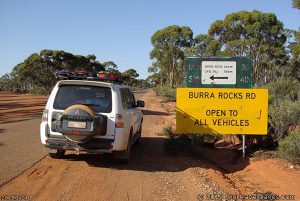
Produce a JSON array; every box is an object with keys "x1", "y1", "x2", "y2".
[
  {"x1": 120, "y1": 88, "x2": 133, "y2": 135},
  {"x1": 128, "y1": 91, "x2": 139, "y2": 135}
]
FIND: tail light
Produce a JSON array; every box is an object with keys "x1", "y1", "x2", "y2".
[
  {"x1": 97, "y1": 73, "x2": 121, "y2": 80},
  {"x1": 115, "y1": 114, "x2": 124, "y2": 128},
  {"x1": 108, "y1": 74, "x2": 121, "y2": 79},
  {"x1": 42, "y1": 109, "x2": 48, "y2": 122},
  {"x1": 72, "y1": 130, "x2": 81, "y2": 135},
  {"x1": 98, "y1": 73, "x2": 106, "y2": 79}
]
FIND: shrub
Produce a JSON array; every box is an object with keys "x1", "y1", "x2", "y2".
[
  {"x1": 278, "y1": 131, "x2": 300, "y2": 164},
  {"x1": 162, "y1": 124, "x2": 174, "y2": 138},
  {"x1": 266, "y1": 78, "x2": 300, "y2": 103},
  {"x1": 161, "y1": 88, "x2": 176, "y2": 102},
  {"x1": 28, "y1": 87, "x2": 50, "y2": 95},
  {"x1": 153, "y1": 86, "x2": 176, "y2": 102},
  {"x1": 195, "y1": 134, "x2": 222, "y2": 146},
  {"x1": 268, "y1": 99, "x2": 300, "y2": 140},
  {"x1": 161, "y1": 124, "x2": 193, "y2": 156},
  {"x1": 253, "y1": 79, "x2": 300, "y2": 150},
  {"x1": 153, "y1": 86, "x2": 161, "y2": 95},
  {"x1": 240, "y1": 133, "x2": 278, "y2": 151}
]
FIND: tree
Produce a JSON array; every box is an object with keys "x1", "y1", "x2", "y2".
[
  {"x1": 122, "y1": 68, "x2": 139, "y2": 85},
  {"x1": 102, "y1": 61, "x2": 120, "y2": 74},
  {"x1": 287, "y1": 30, "x2": 300, "y2": 81},
  {"x1": 147, "y1": 65, "x2": 163, "y2": 88},
  {"x1": 0, "y1": 73, "x2": 21, "y2": 92},
  {"x1": 185, "y1": 34, "x2": 221, "y2": 57},
  {"x1": 208, "y1": 10, "x2": 288, "y2": 86},
  {"x1": 293, "y1": 0, "x2": 300, "y2": 8},
  {"x1": 135, "y1": 79, "x2": 150, "y2": 89},
  {"x1": 146, "y1": 72, "x2": 162, "y2": 86},
  {"x1": 14, "y1": 49, "x2": 105, "y2": 93},
  {"x1": 84, "y1": 54, "x2": 104, "y2": 72},
  {"x1": 150, "y1": 25, "x2": 193, "y2": 88},
  {"x1": 17, "y1": 53, "x2": 56, "y2": 91}
]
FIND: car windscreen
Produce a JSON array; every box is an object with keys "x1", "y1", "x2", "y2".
[{"x1": 53, "y1": 85, "x2": 112, "y2": 113}]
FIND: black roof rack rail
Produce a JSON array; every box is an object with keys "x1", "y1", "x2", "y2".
[
  {"x1": 87, "y1": 76, "x2": 124, "y2": 84},
  {"x1": 56, "y1": 72, "x2": 124, "y2": 84}
]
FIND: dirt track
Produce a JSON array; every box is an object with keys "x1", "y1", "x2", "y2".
[
  {"x1": 0, "y1": 90, "x2": 299, "y2": 201},
  {"x1": 0, "y1": 92, "x2": 48, "y2": 124},
  {"x1": 0, "y1": 90, "x2": 233, "y2": 200}
]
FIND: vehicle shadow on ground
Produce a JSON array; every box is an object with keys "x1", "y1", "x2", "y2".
[
  {"x1": 0, "y1": 129, "x2": 6, "y2": 146},
  {"x1": 142, "y1": 109, "x2": 171, "y2": 116},
  {"x1": 63, "y1": 136, "x2": 250, "y2": 174}
]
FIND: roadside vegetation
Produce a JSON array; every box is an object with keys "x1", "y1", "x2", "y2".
[
  {"x1": 162, "y1": 124, "x2": 193, "y2": 156},
  {"x1": 278, "y1": 131, "x2": 300, "y2": 164},
  {"x1": 0, "y1": 50, "x2": 149, "y2": 94},
  {"x1": 153, "y1": 86, "x2": 176, "y2": 102},
  {"x1": 151, "y1": 9, "x2": 300, "y2": 163}
]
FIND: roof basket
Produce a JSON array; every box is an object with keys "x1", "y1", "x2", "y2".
[{"x1": 56, "y1": 71, "x2": 123, "y2": 84}]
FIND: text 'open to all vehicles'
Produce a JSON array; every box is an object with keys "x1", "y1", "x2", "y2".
[{"x1": 40, "y1": 71, "x2": 145, "y2": 163}]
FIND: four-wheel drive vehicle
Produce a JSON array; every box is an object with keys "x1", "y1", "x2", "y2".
[{"x1": 40, "y1": 79, "x2": 144, "y2": 163}]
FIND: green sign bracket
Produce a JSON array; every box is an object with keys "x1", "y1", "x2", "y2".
[{"x1": 185, "y1": 57, "x2": 253, "y2": 88}]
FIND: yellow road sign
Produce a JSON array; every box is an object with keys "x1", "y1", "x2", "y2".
[{"x1": 176, "y1": 88, "x2": 268, "y2": 135}]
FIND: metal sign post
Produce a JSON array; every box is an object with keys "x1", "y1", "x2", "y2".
[{"x1": 242, "y1": 135, "x2": 246, "y2": 158}]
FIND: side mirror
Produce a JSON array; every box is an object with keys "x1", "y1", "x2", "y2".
[
  {"x1": 127, "y1": 103, "x2": 134, "y2": 109},
  {"x1": 136, "y1": 100, "x2": 145, "y2": 107}
]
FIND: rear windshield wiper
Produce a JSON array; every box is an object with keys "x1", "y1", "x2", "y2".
[{"x1": 75, "y1": 103, "x2": 101, "y2": 106}]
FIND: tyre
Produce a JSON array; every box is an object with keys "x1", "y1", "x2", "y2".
[
  {"x1": 135, "y1": 123, "x2": 142, "y2": 145},
  {"x1": 49, "y1": 150, "x2": 65, "y2": 159},
  {"x1": 114, "y1": 134, "x2": 132, "y2": 164}
]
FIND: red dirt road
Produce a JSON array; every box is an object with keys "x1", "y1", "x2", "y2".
[
  {"x1": 0, "y1": 93, "x2": 49, "y2": 186},
  {"x1": 0, "y1": 92, "x2": 48, "y2": 124},
  {"x1": 0, "y1": 90, "x2": 299, "y2": 201}
]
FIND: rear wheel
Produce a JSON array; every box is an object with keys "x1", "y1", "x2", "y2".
[
  {"x1": 114, "y1": 134, "x2": 132, "y2": 164},
  {"x1": 49, "y1": 150, "x2": 65, "y2": 159},
  {"x1": 135, "y1": 123, "x2": 142, "y2": 145}
]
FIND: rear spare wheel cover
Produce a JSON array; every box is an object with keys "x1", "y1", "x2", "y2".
[{"x1": 59, "y1": 104, "x2": 97, "y2": 143}]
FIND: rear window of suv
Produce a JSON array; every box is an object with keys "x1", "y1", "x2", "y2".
[{"x1": 53, "y1": 85, "x2": 112, "y2": 113}]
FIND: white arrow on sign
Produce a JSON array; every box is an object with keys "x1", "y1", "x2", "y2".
[{"x1": 201, "y1": 61, "x2": 236, "y2": 85}]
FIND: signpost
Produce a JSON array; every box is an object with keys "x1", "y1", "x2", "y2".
[
  {"x1": 176, "y1": 88, "x2": 268, "y2": 135},
  {"x1": 180, "y1": 57, "x2": 267, "y2": 158}
]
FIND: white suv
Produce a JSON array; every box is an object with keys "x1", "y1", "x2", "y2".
[{"x1": 40, "y1": 79, "x2": 144, "y2": 163}]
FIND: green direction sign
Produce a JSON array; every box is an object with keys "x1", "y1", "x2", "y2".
[{"x1": 185, "y1": 57, "x2": 253, "y2": 88}]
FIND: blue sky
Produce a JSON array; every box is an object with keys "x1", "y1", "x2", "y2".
[{"x1": 0, "y1": 0, "x2": 299, "y2": 79}]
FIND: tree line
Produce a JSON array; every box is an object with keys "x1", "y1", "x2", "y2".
[
  {"x1": 147, "y1": 9, "x2": 299, "y2": 161},
  {"x1": 0, "y1": 50, "x2": 147, "y2": 93},
  {"x1": 148, "y1": 10, "x2": 299, "y2": 89}
]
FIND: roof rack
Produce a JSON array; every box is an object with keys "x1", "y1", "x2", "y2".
[{"x1": 56, "y1": 71, "x2": 124, "y2": 84}]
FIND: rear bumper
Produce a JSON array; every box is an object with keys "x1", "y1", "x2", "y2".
[{"x1": 46, "y1": 137, "x2": 114, "y2": 153}]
